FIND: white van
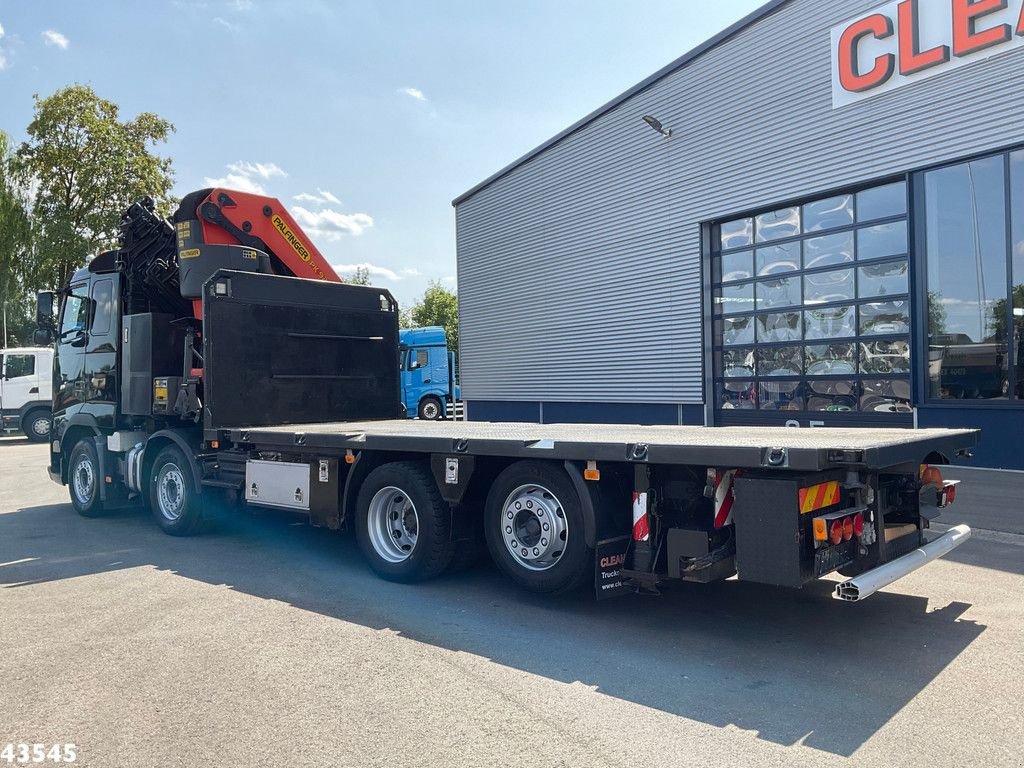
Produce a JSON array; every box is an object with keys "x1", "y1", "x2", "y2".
[{"x1": 1, "y1": 347, "x2": 53, "y2": 442}]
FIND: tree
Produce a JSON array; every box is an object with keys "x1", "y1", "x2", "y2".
[
  {"x1": 0, "y1": 130, "x2": 34, "y2": 347},
  {"x1": 346, "y1": 266, "x2": 371, "y2": 285},
  {"x1": 15, "y1": 85, "x2": 175, "y2": 288},
  {"x1": 403, "y1": 280, "x2": 459, "y2": 352}
]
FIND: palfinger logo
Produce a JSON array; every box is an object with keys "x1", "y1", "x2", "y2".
[{"x1": 271, "y1": 214, "x2": 327, "y2": 280}]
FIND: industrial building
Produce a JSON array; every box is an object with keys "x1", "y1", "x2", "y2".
[{"x1": 454, "y1": 0, "x2": 1024, "y2": 469}]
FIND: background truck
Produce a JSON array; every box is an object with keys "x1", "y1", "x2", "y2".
[
  {"x1": 400, "y1": 326, "x2": 460, "y2": 420},
  {"x1": 1, "y1": 346, "x2": 53, "y2": 441},
  {"x1": 34, "y1": 187, "x2": 976, "y2": 602}
]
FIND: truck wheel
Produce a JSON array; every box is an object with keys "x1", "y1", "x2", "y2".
[
  {"x1": 355, "y1": 461, "x2": 454, "y2": 582},
  {"x1": 22, "y1": 409, "x2": 51, "y2": 443},
  {"x1": 418, "y1": 396, "x2": 443, "y2": 421},
  {"x1": 149, "y1": 445, "x2": 204, "y2": 536},
  {"x1": 484, "y1": 461, "x2": 592, "y2": 593},
  {"x1": 69, "y1": 438, "x2": 105, "y2": 517}
]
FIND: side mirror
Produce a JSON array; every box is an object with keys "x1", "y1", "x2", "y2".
[
  {"x1": 36, "y1": 291, "x2": 55, "y2": 328},
  {"x1": 33, "y1": 327, "x2": 54, "y2": 346}
]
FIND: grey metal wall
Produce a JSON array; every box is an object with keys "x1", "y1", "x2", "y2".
[{"x1": 455, "y1": 0, "x2": 1024, "y2": 405}]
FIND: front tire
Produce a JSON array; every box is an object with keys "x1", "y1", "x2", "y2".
[
  {"x1": 355, "y1": 461, "x2": 454, "y2": 582},
  {"x1": 484, "y1": 461, "x2": 592, "y2": 593},
  {"x1": 68, "y1": 438, "x2": 104, "y2": 517},
  {"x1": 22, "y1": 409, "x2": 51, "y2": 443},
  {"x1": 418, "y1": 396, "x2": 443, "y2": 421},
  {"x1": 149, "y1": 445, "x2": 204, "y2": 536}
]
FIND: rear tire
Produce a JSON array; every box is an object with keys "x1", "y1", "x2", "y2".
[
  {"x1": 484, "y1": 460, "x2": 592, "y2": 593},
  {"x1": 355, "y1": 461, "x2": 454, "y2": 582},
  {"x1": 418, "y1": 396, "x2": 443, "y2": 421},
  {"x1": 149, "y1": 445, "x2": 204, "y2": 536},
  {"x1": 68, "y1": 438, "x2": 104, "y2": 517},
  {"x1": 22, "y1": 409, "x2": 51, "y2": 443}
]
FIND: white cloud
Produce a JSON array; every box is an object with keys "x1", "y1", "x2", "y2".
[
  {"x1": 42, "y1": 30, "x2": 69, "y2": 49},
  {"x1": 442, "y1": 275, "x2": 457, "y2": 285},
  {"x1": 293, "y1": 193, "x2": 323, "y2": 203},
  {"x1": 318, "y1": 188, "x2": 341, "y2": 205},
  {"x1": 203, "y1": 172, "x2": 266, "y2": 194},
  {"x1": 228, "y1": 160, "x2": 286, "y2": 179},
  {"x1": 398, "y1": 87, "x2": 427, "y2": 102},
  {"x1": 292, "y1": 206, "x2": 373, "y2": 239},
  {"x1": 332, "y1": 263, "x2": 414, "y2": 282},
  {"x1": 231, "y1": 0, "x2": 254, "y2": 10},
  {"x1": 293, "y1": 189, "x2": 342, "y2": 205},
  {"x1": 213, "y1": 16, "x2": 237, "y2": 30},
  {"x1": 204, "y1": 160, "x2": 288, "y2": 194},
  {"x1": 0, "y1": 22, "x2": 6, "y2": 38}
]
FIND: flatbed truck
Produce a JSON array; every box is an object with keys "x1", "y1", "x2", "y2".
[{"x1": 35, "y1": 189, "x2": 977, "y2": 601}]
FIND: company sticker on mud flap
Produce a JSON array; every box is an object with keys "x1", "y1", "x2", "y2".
[{"x1": 595, "y1": 535, "x2": 632, "y2": 600}]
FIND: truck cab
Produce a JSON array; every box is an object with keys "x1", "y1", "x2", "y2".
[
  {"x1": 1, "y1": 346, "x2": 54, "y2": 441},
  {"x1": 400, "y1": 326, "x2": 459, "y2": 420}
]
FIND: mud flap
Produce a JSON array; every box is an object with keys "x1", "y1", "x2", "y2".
[{"x1": 594, "y1": 535, "x2": 631, "y2": 600}]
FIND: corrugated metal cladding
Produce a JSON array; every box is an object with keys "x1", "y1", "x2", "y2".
[{"x1": 455, "y1": 0, "x2": 1024, "y2": 406}]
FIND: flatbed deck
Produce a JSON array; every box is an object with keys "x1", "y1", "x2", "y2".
[{"x1": 229, "y1": 421, "x2": 978, "y2": 472}]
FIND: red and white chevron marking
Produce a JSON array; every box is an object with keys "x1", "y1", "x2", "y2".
[{"x1": 713, "y1": 470, "x2": 739, "y2": 529}]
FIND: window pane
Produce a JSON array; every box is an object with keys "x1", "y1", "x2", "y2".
[
  {"x1": 758, "y1": 346, "x2": 802, "y2": 377},
  {"x1": 718, "y1": 381, "x2": 757, "y2": 410},
  {"x1": 806, "y1": 344, "x2": 857, "y2": 376},
  {"x1": 859, "y1": 260, "x2": 909, "y2": 298},
  {"x1": 720, "y1": 348, "x2": 756, "y2": 378},
  {"x1": 857, "y1": 182, "x2": 907, "y2": 222},
  {"x1": 805, "y1": 304, "x2": 856, "y2": 340},
  {"x1": 721, "y1": 219, "x2": 753, "y2": 250},
  {"x1": 721, "y1": 250, "x2": 754, "y2": 282},
  {"x1": 1012, "y1": 150, "x2": 1024, "y2": 399},
  {"x1": 925, "y1": 155, "x2": 1009, "y2": 400},
  {"x1": 59, "y1": 293, "x2": 89, "y2": 338},
  {"x1": 714, "y1": 282, "x2": 754, "y2": 315},
  {"x1": 756, "y1": 276, "x2": 801, "y2": 309},
  {"x1": 804, "y1": 268, "x2": 854, "y2": 305},
  {"x1": 759, "y1": 381, "x2": 803, "y2": 411},
  {"x1": 803, "y1": 195, "x2": 854, "y2": 233},
  {"x1": 860, "y1": 339, "x2": 911, "y2": 374},
  {"x1": 91, "y1": 279, "x2": 114, "y2": 336},
  {"x1": 756, "y1": 242, "x2": 801, "y2": 276},
  {"x1": 756, "y1": 207, "x2": 800, "y2": 243},
  {"x1": 804, "y1": 231, "x2": 854, "y2": 270},
  {"x1": 4, "y1": 354, "x2": 35, "y2": 378},
  {"x1": 858, "y1": 220, "x2": 908, "y2": 260},
  {"x1": 861, "y1": 379, "x2": 913, "y2": 413},
  {"x1": 806, "y1": 380, "x2": 859, "y2": 412},
  {"x1": 757, "y1": 312, "x2": 801, "y2": 343},
  {"x1": 719, "y1": 316, "x2": 755, "y2": 346},
  {"x1": 860, "y1": 301, "x2": 910, "y2": 336}
]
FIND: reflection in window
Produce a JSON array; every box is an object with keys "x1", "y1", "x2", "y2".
[
  {"x1": 91, "y1": 279, "x2": 114, "y2": 336},
  {"x1": 757, "y1": 312, "x2": 801, "y2": 343},
  {"x1": 721, "y1": 250, "x2": 754, "y2": 282},
  {"x1": 861, "y1": 379, "x2": 912, "y2": 413},
  {"x1": 805, "y1": 304, "x2": 856, "y2": 340},
  {"x1": 804, "y1": 268, "x2": 854, "y2": 305},
  {"x1": 756, "y1": 242, "x2": 800, "y2": 276},
  {"x1": 60, "y1": 292, "x2": 89, "y2": 338},
  {"x1": 760, "y1": 380, "x2": 803, "y2": 411},
  {"x1": 856, "y1": 182, "x2": 907, "y2": 222},
  {"x1": 806, "y1": 344, "x2": 856, "y2": 376},
  {"x1": 758, "y1": 346, "x2": 802, "y2": 377},
  {"x1": 859, "y1": 260, "x2": 909, "y2": 298},
  {"x1": 860, "y1": 340, "x2": 910, "y2": 374},
  {"x1": 858, "y1": 220, "x2": 907, "y2": 260},
  {"x1": 4, "y1": 355, "x2": 35, "y2": 379},
  {"x1": 720, "y1": 316, "x2": 755, "y2": 346},
  {"x1": 720, "y1": 348, "x2": 755, "y2": 378},
  {"x1": 714, "y1": 282, "x2": 754, "y2": 315},
  {"x1": 803, "y1": 231, "x2": 854, "y2": 270},
  {"x1": 807, "y1": 380, "x2": 858, "y2": 412},
  {"x1": 756, "y1": 207, "x2": 800, "y2": 243},
  {"x1": 756, "y1": 276, "x2": 801, "y2": 309},
  {"x1": 925, "y1": 154, "x2": 1008, "y2": 400},
  {"x1": 803, "y1": 195, "x2": 853, "y2": 233},
  {"x1": 721, "y1": 218, "x2": 753, "y2": 250},
  {"x1": 860, "y1": 301, "x2": 910, "y2": 336},
  {"x1": 719, "y1": 381, "x2": 757, "y2": 410},
  {"x1": 1011, "y1": 150, "x2": 1023, "y2": 399}
]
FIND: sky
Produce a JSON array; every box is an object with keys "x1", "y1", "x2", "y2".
[{"x1": 0, "y1": 0, "x2": 764, "y2": 307}]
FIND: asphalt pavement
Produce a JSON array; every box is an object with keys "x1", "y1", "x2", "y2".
[{"x1": 1, "y1": 438, "x2": 1022, "y2": 767}]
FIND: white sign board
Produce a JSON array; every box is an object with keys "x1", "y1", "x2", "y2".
[{"x1": 831, "y1": 0, "x2": 1024, "y2": 108}]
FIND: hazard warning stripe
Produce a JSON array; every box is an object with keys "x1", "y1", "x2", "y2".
[{"x1": 799, "y1": 481, "x2": 841, "y2": 514}]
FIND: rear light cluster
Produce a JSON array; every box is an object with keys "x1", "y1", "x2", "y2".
[{"x1": 813, "y1": 511, "x2": 865, "y2": 547}]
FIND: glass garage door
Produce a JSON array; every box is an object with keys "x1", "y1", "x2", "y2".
[{"x1": 711, "y1": 181, "x2": 913, "y2": 427}]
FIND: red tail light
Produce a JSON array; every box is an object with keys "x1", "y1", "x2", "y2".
[
  {"x1": 842, "y1": 517, "x2": 854, "y2": 541},
  {"x1": 853, "y1": 512, "x2": 864, "y2": 537},
  {"x1": 830, "y1": 520, "x2": 844, "y2": 545}
]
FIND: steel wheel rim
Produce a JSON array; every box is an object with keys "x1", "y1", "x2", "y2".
[
  {"x1": 367, "y1": 486, "x2": 419, "y2": 563},
  {"x1": 72, "y1": 456, "x2": 95, "y2": 504},
  {"x1": 31, "y1": 416, "x2": 50, "y2": 437},
  {"x1": 500, "y1": 484, "x2": 568, "y2": 571},
  {"x1": 422, "y1": 401, "x2": 440, "y2": 419},
  {"x1": 157, "y1": 463, "x2": 186, "y2": 522}
]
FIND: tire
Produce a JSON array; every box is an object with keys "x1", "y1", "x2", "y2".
[
  {"x1": 149, "y1": 445, "x2": 204, "y2": 536},
  {"x1": 22, "y1": 409, "x2": 51, "y2": 443},
  {"x1": 355, "y1": 461, "x2": 454, "y2": 582},
  {"x1": 418, "y1": 396, "x2": 443, "y2": 421},
  {"x1": 483, "y1": 460, "x2": 593, "y2": 594},
  {"x1": 68, "y1": 438, "x2": 104, "y2": 517}
]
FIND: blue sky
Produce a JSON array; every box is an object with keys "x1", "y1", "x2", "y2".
[{"x1": 0, "y1": 0, "x2": 763, "y2": 306}]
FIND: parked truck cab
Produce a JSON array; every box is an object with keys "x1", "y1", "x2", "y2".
[
  {"x1": 0, "y1": 346, "x2": 54, "y2": 442},
  {"x1": 400, "y1": 326, "x2": 459, "y2": 420}
]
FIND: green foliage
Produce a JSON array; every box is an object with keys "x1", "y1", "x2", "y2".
[
  {"x1": 0, "y1": 131, "x2": 35, "y2": 347},
  {"x1": 346, "y1": 265, "x2": 371, "y2": 285},
  {"x1": 15, "y1": 84, "x2": 175, "y2": 288},
  {"x1": 403, "y1": 280, "x2": 459, "y2": 352}
]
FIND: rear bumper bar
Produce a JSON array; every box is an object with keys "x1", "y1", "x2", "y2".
[{"x1": 833, "y1": 524, "x2": 971, "y2": 602}]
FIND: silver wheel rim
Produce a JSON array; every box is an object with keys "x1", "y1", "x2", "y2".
[
  {"x1": 31, "y1": 416, "x2": 50, "y2": 437},
  {"x1": 367, "y1": 486, "x2": 419, "y2": 563},
  {"x1": 500, "y1": 484, "x2": 568, "y2": 571},
  {"x1": 422, "y1": 401, "x2": 440, "y2": 419},
  {"x1": 157, "y1": 463, "x2": 186, "y2": 522},
  {"x1": 72, "y1": 455, "x2": 95, "y2": 504}
]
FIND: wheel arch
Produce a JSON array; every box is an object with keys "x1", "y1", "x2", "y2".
[
  {"x1": 142, "y1": 430, "x2": 204, "y2": 496},
  {"x1": 57, "y1": 417, "x2": 103, "y2": 484}
]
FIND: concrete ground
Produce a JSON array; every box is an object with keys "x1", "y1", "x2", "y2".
[{"x1": 1, "y1": 437, "x2": 1022, "y2": 767}]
